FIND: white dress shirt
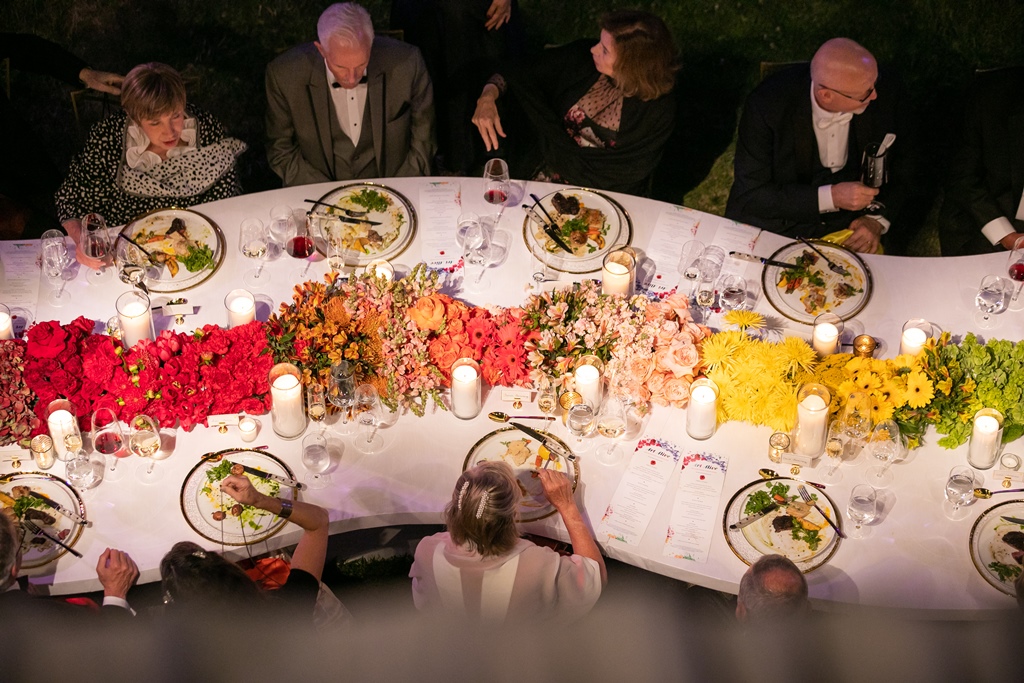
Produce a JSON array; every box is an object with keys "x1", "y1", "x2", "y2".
[
  {"x1": 810, "y1": 84, "x2": 853, "y2": 214},
  {"x1": 325, "y1": 63, "x2": 368, "y2": 146}
]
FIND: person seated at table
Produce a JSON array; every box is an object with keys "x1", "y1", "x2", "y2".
[
  {"x1": 55, "y1": 62, "x2": 245, "y2": 267},
  {"x1": 735, "y1": 554, "x2": 809, "y2": 622},
  {"x1": 939, "y1": 66, "x2": 1024, "y2": 255},
  {"x1": 410, "y1": 461, "x2": 606, "y2": 624},
  {"x1": 471, "y1": 9, "x2": 677, "y2": 194},
  {"x1": 0, "y1": 511, "x2": 139, "y2": 618},
  {"x1": 725, "y1": 38, "x2": 912, "y2": 254},
  {"x1": 159, "y1": 474, "x2": 329, "y2": 617}
]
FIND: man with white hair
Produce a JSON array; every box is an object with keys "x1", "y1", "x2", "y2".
[
  {"x1": 266, "y1": 2, "x2": 435, "y2": 186},
  {"x1": 726, "y1": 38, "x2": 911, "y2": 254}
]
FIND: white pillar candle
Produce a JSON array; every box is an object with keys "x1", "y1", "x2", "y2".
[
  {"x1": 795, "y1": 393, "x2": 829, "y2": 456},
  {"x1": 968, "y1": 410, "x2": 1003, "y2": 470},
  {"x1": 812, "y1": 322, "x2": 839, "y2": 356},
  {"x1": 0, "y1": 305, "x2": 13, "y2": 340},
  {"x1": 269, "y1": 367, "x2": 306, "y2": 439},
  {"x1": 601, "y1": 248, "x2": 636, "y2": 297},
  {"x1": 366, "y1": 259, "x2": 395, "y2": 281},
  {"x1": 47, "y1": 409, "x2": 77, "y2": 458},
  {"x1": 687, "y1": 381, "x2": 719, "y2": 440},
  {"x1": 238, "y1": 416, "x2": 259, "y2": 443},
  {"x1": 900, "y1": 326, "x2": 927, "y2": 356},
  {"x1": 451, "y1": 359, "x2": 482, "y2": 419},
  {"x1": 116, "y1": 291, "x2": 154, "y2": 349},
  {"x1": 574, "y1": 364, "x2": 602, "y2": 409},
  {"x1": 225, "y1": 289, "x2": 256, "y2": 328}
]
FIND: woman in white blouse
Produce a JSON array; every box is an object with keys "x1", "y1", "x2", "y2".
[{"x1": 411, "y1": 461, "x2": 606, "y2": 623}]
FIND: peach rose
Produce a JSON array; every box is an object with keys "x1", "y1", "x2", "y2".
[
  {"x1": 664, "y1": 377, "x2": 691, "y2": 409},
  {"x1": 409, "y1": 295, "x2": 448, "y2": 331},
  {"x1": 647, "y1": 372, "x2": 667, "y2": 406},
  {"x1": 627, "y1": 355, "x2": 654, "y2": 383},
  {"x1": 655, "y1": 341, "x2": 700, "y2": 379},
  {"x1": 656, "y1": 320, "x2": 679, "y2": 345},
  {"x1": 664, "y1": 293, "x2": 692, "y2": 320},
  {"x1": 644, "y1": 300, "x2": 675, "y2": 322}
]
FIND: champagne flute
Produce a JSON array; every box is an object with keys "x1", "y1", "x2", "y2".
[
  {"x1": 307, "y1": 383, "x2": 327, "y2": 433},
  {"x1": 353, "y1": 383, "x2": 384, "y2": 454},
  {"x1": 91, "y1": 406, "x2": 126, "y2": 482},
  {"x1": 1008, "y1": 235, "x2": 1024, "y2": 309},
  {"x1": 860, "y1": 142, "x2": 887, "y2": 213},
  {"x1": 974, "y1": 275, "x2": 1011, "y2": 329},
  {"x1": 536, "y1": 375, "x2": 557, "y2": 418},
  {"x1": 716, "y1": 273, "x2": 747, "y2": 311},
  {"x1": 566, "y1": 400, "x2": 596, "y2": 453},
  {"x1": 846, "y1": 484, "x2": 878, "y2": 539},
  {"x1": 676, "y1": 240, "x2": 705, "y2": 299},
  {"x1": 839, "y1": 391, "x2": 872, "y2": 452},
  {"x1": 944, "y1": 465, "x2": 977, "y2": 520},
  {"x1": 301, "y1": 432, "x2": 331, "y2": 489},
  {"x1": 695, "y1": 276, "x2": 715, "y2": 323},
  {"x1": 482, "y1": 158, "x2": 510, "y2": 226},
  {"x1": 867, "y1": 419, "x2": 901, "y2": 489},
  {"x1": 129, "y1": 414, "x2": 164, "y2": 484},
  {"x1": 328, "y1": 361, "x2": 357, "y2": 435},
  {"x1": 239, "y1": 218, "x2": 271, "y2": 288},
  {"x1": 80, "y1": 213, "x2": 114, "y2": 283},
  {"x1": 595, "y1": 395, "x2": 628, "y2": 465},
  {"x1": 62, "y1": 425, "x2": 84, "y2": 459},
  {"x1": 820, "y1": 419, "x2": 844, "y2": 484}
]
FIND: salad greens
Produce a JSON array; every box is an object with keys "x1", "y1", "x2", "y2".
[
  {"x1": 348, "y1": 189, "x2": 391, "y2": 213},
  {"x1": 181, "y1": 243, "x2": 214, "y2": 272}
]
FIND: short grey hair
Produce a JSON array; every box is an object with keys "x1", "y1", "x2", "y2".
[
  {"x1": 737, "y1": 554, "x2": 808, "y2": 620},
  {"x1": 0, "y1": 514, "x2": 21, "y2": 591},
  {"x1": 317, "y1": 3, "x2": 374, "y2": 50}
]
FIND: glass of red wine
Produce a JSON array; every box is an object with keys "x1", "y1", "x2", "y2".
[
  {"x1": 860, "y1": 142, "x2": 887, "y2": 213},
  {"x1": 286, "y1": 214, "x2": 317, "y2": 282},
  {"x1": 91, "y1": 406, "x2": 127, "y2": 482},
  {"x1": 1007, "y1": 235, "x2": 1024, "y2": 311},
  {"x1": 483, "y1": 157, "x2": 510, "y2": 227}
]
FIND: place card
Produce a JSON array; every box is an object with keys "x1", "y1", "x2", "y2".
[
  {"x1": 419, "y1": 181, "x2": 462, "y2": 270},
  {"x1": 663, "y1": 450, "x2": 729, "y2": 563},
  {"x1": 597, "y1": 435, "x2": 681, "y2": 546},
  {"x1": 642, "y1": 206, "x2": 700, "y2": 295},
  {"x1": 0, "y1": 241, "x2": 40, "y2": 335}
]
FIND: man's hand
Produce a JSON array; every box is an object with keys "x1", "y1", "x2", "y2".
[
  {"x1": 845, "y1": 215, "x2": 883, "y2": 253},
  {"x1": 220, "y1": 473, "x2": 265, "y2": 507},
  {"x1": 999, "y1": 232, "x2": 1024, "y2": 251},
  {"x1": 484, "y1": 0, "x2": 513, "y2": 31},
  {"x1": 96, "y1": 548, "x2": 139, "y2": 600},
  {"x1": 538, "y1": 469, "x2": 576, "y2": 513},
  {"x1": 472, "y1": 85, "x2": 505, "y2": 152},
  {"x1": 831, "y1": 182, "x2": 880, "y2": 212},
  {"x1": 79, "y1": 68, "x2": 124, "y2": 96}
]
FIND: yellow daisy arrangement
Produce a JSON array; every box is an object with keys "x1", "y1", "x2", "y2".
[{"x1": 722, "y1": 309, "x2": 766, "y2": 334}]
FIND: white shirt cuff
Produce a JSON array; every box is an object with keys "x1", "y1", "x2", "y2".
[
  {"x1": 102, "y1": 596, "x2": 136, "y2": 615},
  {"x1": 981, "y1": 217, "x2": 1016, "y2": 246},
  {"x1": 818, "y1": 185, "x2": 837, "y2": 213},
  {"x1": 872, "y1": 215, "x2": 890, "y2": 235}
]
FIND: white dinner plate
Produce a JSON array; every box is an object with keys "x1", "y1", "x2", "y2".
[
  {"x1": 1, "y1": 472, "x2": 86, "y2": 570},
  {"x1": 969, "y1": 499, "x2": 1024, "y2": 597},
  {"x1": 522, "y1": 187, "x2": 632, "y2": 274},
  {"x1": 311, "y1": 182, "x2": 417, "y2": 266}
]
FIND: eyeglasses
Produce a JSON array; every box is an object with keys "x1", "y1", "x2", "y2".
[{"x1": 817, "y1": 82, "x2": 876, "y2": 103}]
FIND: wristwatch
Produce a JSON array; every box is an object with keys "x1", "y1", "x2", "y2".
[{"x1": 278, "y1": 499, "x2": 293, "y2": 519}]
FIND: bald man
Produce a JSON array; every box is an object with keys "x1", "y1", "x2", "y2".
[
  {"x1": 735, "y1": 554, "x2": 809, "y2": 622},
  {"x1": 726, "y1": 38, "x2": 911, "y2": 253}
]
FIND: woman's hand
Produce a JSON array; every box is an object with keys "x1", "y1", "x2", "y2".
[
  {"x1": 484, "y1": 0, "x2": 512, "y2": 31},
  {"x1": 539, "y1": 469, "x2": 577, "y2": 513},
  {"x1": 220, "y1": 474, "x2": 265, "y2": 507},
  {"x1": 79, "y1": 68, "x2": 124, "y2": 96},
  {"x1": 62, "y1": 218, "x2": 103, "y2": 270},
  {"x1": 472, "y1": 84, "x2": 505, "y2": 152}
]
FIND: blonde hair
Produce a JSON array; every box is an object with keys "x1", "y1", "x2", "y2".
[
  {"x1": 120, "y1": 62, "x2": 187, "y2": 124},
  {"x1": 444, "y1": 461, "x2": 521, "y2": 557},
  {"x1": 600, "y1": 10, "x2": 678, "y2": 101}
]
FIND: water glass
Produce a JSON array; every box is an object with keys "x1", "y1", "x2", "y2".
[
  {"x1": 846, "y1": 484, "x2": 878, "y2": 539},
  {"x1": 353, "y1": 384, "x2": 384, "y2": 454},
  {"x1": 944, "y1": 466, "x2": 977, "y2": 520},
  {"x1": 867, "y1": 419, "x2": 901, "y2": 488},
  {"x1": 301, "y1": 432, "x2": 331, "y2": 489},
  {"x1": 974, "y1": 274, "x2": 1011, "y2": 329}
]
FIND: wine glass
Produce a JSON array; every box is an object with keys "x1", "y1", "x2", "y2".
[
  {"x1": 867, "y1": 419, "x2": 901, "y2": 489},
  {"x1": 860, "y1": 142, "x2": 887, "y2": 213},
  {"x1": 129, "y1": 414, "x2": 164, "y2": 484},
  {"x1": 944, "y1": 465, "x2": 977, "y2": 521},
  {"x1": 819, "y1": 419, "x2": 844, "y2": 484},
  {"x1": 1008, "y1": 235, "x2": 1024, "y2": 310},
  {"x1": 594, "y1": 395, "x2": 628, "y2": 466},
  {"x1": 114, "y1": 237, "x2": 150, "y2": 293},
  {"x1": 695, "y1": 276, "x2": 715, "y2": 323},
  {"x1": 285, "y1": 213, "x2": 317, "y2": 281},
  {"x1": 482, "y1": 158, "x2": 510, "y2": 226},
  {"x1": 41, "y1": 232, "x2": 72, "y2": 307},
  {"x1": 307, "y1": 383, "x2": 327, "y2": 434},
  {"x1": 462, "y1": 220, "x2": 492, "y2": 290},
  {"x1": 91, "y1": 407, "x2": 126, "y2": 482},
  {"x1": 456, "y1": 212, "x2": 483, "y2": 251},
  {"x1": 239, "y1": 218, "x2": 271, "y2": 288},
  {"x1": 846, "y1": 484, "x2": 878, "y2": 539},
  {"x1": 353, "y1": 384, "x2": 384, "y2": 454},
  {"x1": 676, "y1": 240, "x2": 705, "y2": 299},
  {"x1": 839, "y1": 391, "x2": 872, "y2": 453},
  {"x1": 268, "y1": 204, "x2": 295, "y2": 258},
  {"x1": 300, "y1": 432, "x2": 331, "y2": 489},
  {"x1": 80, "y1": 213, "x2": 114, "y2": 283},
  {"x1": 65, "y1": 449, "x2": 104, "y2": 491},
  {"x1": 566, "y1": 400, "x2": 596, "y2": 453},
  {"x1": 328, "y1": 361, "x2": 357, "y2": 435},
  {"x1": 536, "y1": 375, "x2": 557, "y2": 419},
  {"x1": 716, "y1": 273, "x2": 747, "y2": 311},
  {"x1": 697, "y1": 245, "x2": 726, "y2": 283},
  {"x1": 974, "y1": 275, "x2": 1012, "y2": 329}
]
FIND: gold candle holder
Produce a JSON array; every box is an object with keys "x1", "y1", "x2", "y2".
[
  {"x1": 853, "y1": 334, "x2": 877, "y2": 358},
  {"x1": 768, "y1": 432, "x2": 790, "y2": 463}
]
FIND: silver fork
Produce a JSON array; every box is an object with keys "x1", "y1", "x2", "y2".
[
  {"x1": 796, "y1": 236, "x2": 850, "y2": 276},
  {"x1": 797, "y1": 485, "x2": 847, "y2": 539}
]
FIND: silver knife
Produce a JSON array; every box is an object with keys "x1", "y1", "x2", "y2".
[
  {"x1": 28, "y1": 490, "x2": 88, "y2": 526},
  {"x1": 226, "y1": 461, "x2": 307, "y2": 491},
  {"x1": 508, "y1": 422, "x2": 575, "y2": 462},
  {"x1": 1001, "y1": 516, "x2": 1024, "y2": 525},
  {"x1": 729, "y1": 504, "x2": 778, "y2": 530},
  {"x1": 729, "y1": 251, "x2": 801, "y2": 271}
]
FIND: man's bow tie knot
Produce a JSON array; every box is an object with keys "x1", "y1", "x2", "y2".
[
  {"x1": 816, "y1": 112, "x2": 854, "y2": 129},
  {"x1": 332, "y1": 74, "x2": 368, "y2": 88}
]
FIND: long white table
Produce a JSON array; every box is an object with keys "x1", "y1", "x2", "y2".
[{"x1": 2, "y1": 177, "x2": 1022, "y2": 618}]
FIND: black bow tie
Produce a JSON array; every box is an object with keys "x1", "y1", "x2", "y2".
[{"x1": 332, "y1": 74, "x2": 368, "y2": 88}]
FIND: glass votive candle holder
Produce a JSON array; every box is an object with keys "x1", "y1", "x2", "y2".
[
  {"x1": 899, "y1": 319, "x2": 932, "y2": 356},
  {"x1": 30, "y1": 434, "x2": 56, "y2": 470},
  {"x1": 365, "y1": 259, "x2": 395, "y2": 281},
  {"x1": 968, "y1": 407, "x2": 1004, "y2": 470},
  {"x1": 768, "y1": 432, "x2": 790, "y2": 463},
  {"x1": 225, "y1": 288, "x2": 256, "y2": 328},
  {"x1": 0, "y1": 303, "x2": 14, "y2": 340},
  {"x1": 812, "y1": 313, "x2": 843, "y2": 357},
  {"x1": 601, "y1": 246, "x2": 636, "y2": 297},
  {"x1": 794, "y1": 384, "x2": 831, "y2": 456},
  {"x1": 686, "y1": 378, "x2": 719, "y2": 440},
  {"x1": 853, "y1": 334, "x2": 877, "y2": 358},
  {"x1": 451, "y1": 358, "x2": 482, "y2": 419},
  {"x1": 268, "y1": 363, "x2": 306, "y2": 439},
  {"x1": 116, "y1": 290, "x2": 154, "y2": 349},
  {"x1": 238, "y1": 416, "x2": 259, "y2": 443}
]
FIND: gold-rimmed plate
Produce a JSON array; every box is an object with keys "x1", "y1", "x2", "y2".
[
  {"x1": 118, "y1": 207, "x2": 225, "y2": 293},
  {"x1": 311, "y1": 182, "x2": 417, "y2": 266},
  {"x1": 522, "y1": 187, "x2": 632, "y2": 274},
  {"x1": 723, "y1": 477, "x2": 842, "y2": 572},
  {"x1": 462, "y1": 427, "x2": 578, "y2": 522},
  {"x1": 1, "y1": 472, "x2": 86, "y2": 570},
  {"x1": 180, "y1": 448, "x2": 297, "y2": 546},
  {"x1": 969, "y1": 499, "x2": 1024, "y2": 596},
  {"x1": 760, "y1": 240, "x2": 872, "y2": 324}
]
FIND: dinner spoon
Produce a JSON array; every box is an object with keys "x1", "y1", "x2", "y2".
[
  {"x1": 973, "y1": 486, "x2": 1024, "y2": 499},
  {"x1": 488, "y1": 412, "x2": 554, "y2": 423}
]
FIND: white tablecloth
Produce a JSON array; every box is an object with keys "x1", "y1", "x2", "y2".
[{"x1": 2, "y1": 177, "x2": 1022, "y2": 617}]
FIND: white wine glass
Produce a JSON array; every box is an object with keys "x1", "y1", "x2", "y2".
[
  {"x1": 695, "y1": 276, "x2": 715, "y2": 323},
  {"x1": 353, "y1": 383, "x2": 384, "y2": 454},
  {"x1": 536, "y1": 375, "x2": 557, "y2": 419},
  {"x1": 944, "y1": 465, "x2": 977, "y2": 521},
  {"x1": 91, "y1": 406, "x2": 126, "y2": 482},
  {"x1": 594, "y1": 395, "x2": 627, "y2": 466},
  {"x1": 307, "y1": 383, "x2": 327, "y2": 434},
  {"x1": 819, "y1": 419, "x2": 844, "y2": 485},
  {"x1": 129, "y1": 414, "x2": 164, "y2": 484},
  {"x1": 566, "y1": 400, "x2": 596, "y2": 453},
  {"x1": 80, "y1": 213, "x2": 114, "y2": 283},
  {"x1": 846, "y1": 484, "x2": 878, "y2": 539},
  {"x1": 867, "y1": 419, "x2": 901, "y2": 489},
  {"x1": 839, "y1": 391, "x2": 872, "y2": 453},
  {"x1": 974, "y1": 274, "x2": 1011, "y2": 329},
  {"x1": 328, "y1": 361, "x2": 357, "y2": 435},
  {"x1": 239, "y1": 218, "x2": 271, "y2": 288},
  {"x1": 301, "y1": 432, "x2": 331, "y2": 489},
  {"x1": 676, "y1": 240, "x2": 705, "y2": 299}
]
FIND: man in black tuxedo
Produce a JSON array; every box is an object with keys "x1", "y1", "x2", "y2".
[
  {"x1": 726, "y1": 38, "x2": 910, "y2": 254},
  {"x1": 940, "y1": 67, "x2": 1024, "y2": 255}
]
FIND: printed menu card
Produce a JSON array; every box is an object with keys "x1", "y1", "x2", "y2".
[
  {"x1": 419, "y1": 181, "x2": 462, "y2": 270},
  {"x1": 0, "y1": 240, "x2": 40, "y2": 335},
  {"x1": 643, "y1": 206, "x2": 701, "y2": 295},
  {"x1": 597, "y1": 436, "x2": 681, "y2": 546},
  {"x1": 663, "y1": 450, "x2": 729, "y2": 563}
]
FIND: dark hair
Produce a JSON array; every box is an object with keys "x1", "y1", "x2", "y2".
[
  {"x1": 160, "y1": 541, "x2": 263, "y2": 609},
  {"x1": 599, "y1": 10, "x2": 678, "y2": 101},
  {"x1": 443, "y1": 461, "x2": 521, "y2": 557},
  {"x1": 737, "y1": 554, "x2": 808, "y2": 620}
]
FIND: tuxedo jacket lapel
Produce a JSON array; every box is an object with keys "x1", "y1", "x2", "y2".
[
  {"x1": 367, "y1": 42, "x2": 385, "y2": 177},
  {"x1": 306, "y1": 56, "x2": 336, "y2": 180},
  {"x1": 1009, "y1": 108, "x2": 1024, "y2": 207}
]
